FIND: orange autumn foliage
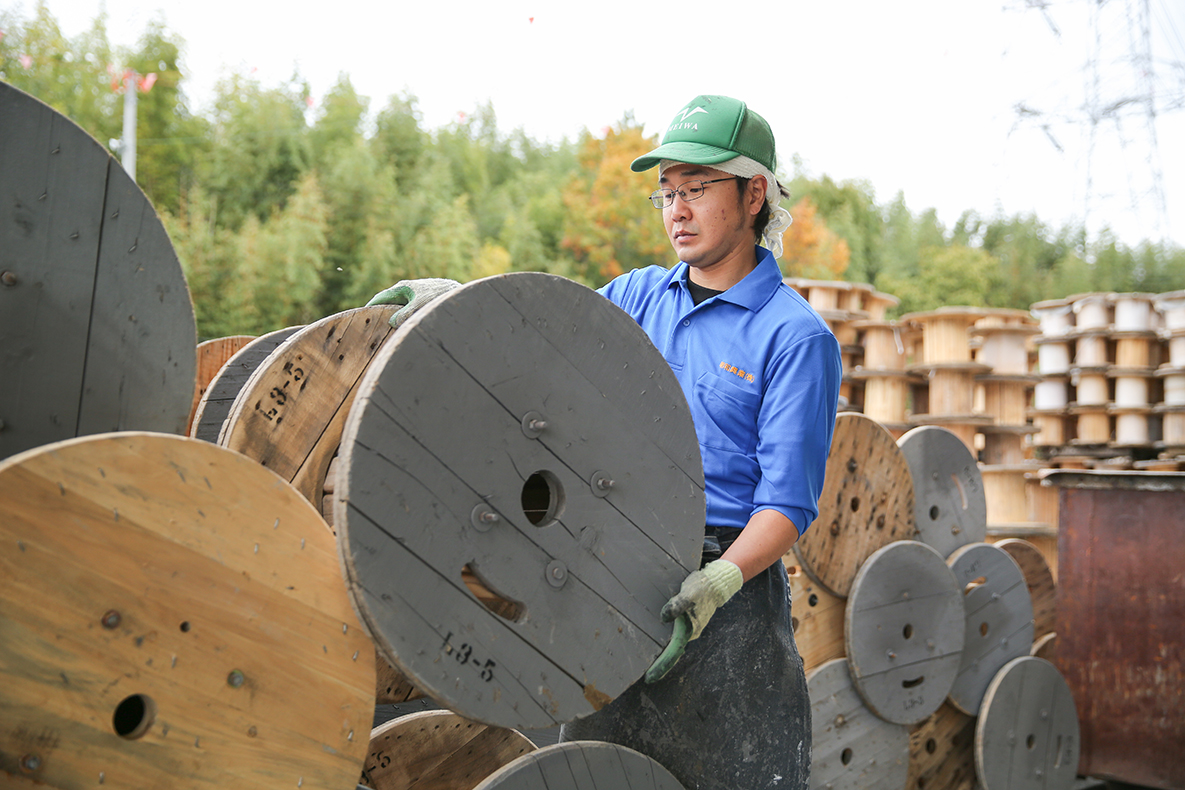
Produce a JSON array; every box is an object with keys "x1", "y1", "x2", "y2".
[{"x1": 781, "y1": 196, "x2": 851, "y2": 279}]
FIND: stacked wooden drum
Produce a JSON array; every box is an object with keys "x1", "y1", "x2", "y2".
[{"x1": 791, "y1": 416, "x2": 1076, "y2": 790}]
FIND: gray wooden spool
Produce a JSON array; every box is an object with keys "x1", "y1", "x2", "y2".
[
  {"x1": 190, "y1": 325, "x2": 302, "y2": 442},
  {"x1": 975, "y1": 657, "x2": 1080, "y2": 790},
  {"x1": 0, "y1": 82, "x2": 196, "y2": 462},
  {"x1": 946, "y1": 542, "x2": 1035, "y2": 716},
  {"x1": 336, "y1": 272, "x2": 704, "y2": 731},
  {"x1": 845, "y1": 540, "x2": 965, "y2": 725},
  {"x1": 897, "y1": 426, "x2": 987, "y2": 558},
  {"x1": 472, "y1": 741, "x2": 686, "y2": 790},
  {"x1": 807, "y1": 658, "x2": 909, "y2": 790}
]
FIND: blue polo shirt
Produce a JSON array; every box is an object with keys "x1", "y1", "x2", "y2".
[{"x1": 600, "y1": 248, "x2": 841, "y2": 535}]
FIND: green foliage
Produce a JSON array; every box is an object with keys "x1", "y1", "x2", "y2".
[{"x1": 6, "y1": 3, "x2": 1184, "y2": 339}]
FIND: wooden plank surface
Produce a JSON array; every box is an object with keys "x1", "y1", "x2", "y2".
[
  {"x1": 336, "y1": 273, "x2": 704, "y2": 730},
  {"x1": 472, "y1": 742, "x2": 686, "y2": 790},
  {"x1": 359, "y1": 710, "x2": 535, "y2": 790},
  {"x1": 185, "y1": 335, "x2": 255, "y2": 435},
  {"x1": 0, "y1": 82, "x2": 195, "y2": 462},
  {"x1": 190, "y1": 326, "x2": 302, "y2": 442},
  {"x1": 784, "y1": 554, "x2": 846, "y2": 673},
  {"x1": 898, "y1": 426, "x2": 987, "y2": 558},
  {"x1": 845, "y1": 540, "x2": 965, "y2": 726},
  {"x1": 795, "y1": 413, "x2": 919, "y2": 598},
  {"x1": 975, "y1": 657, "x2": 1080, "y2": 790},
  {"x1": 0, "y1": 433, "x2": 374, "y2": 789},
  {"x1": 220, "y1": 306, "x2": 398, "y2": 512},
  {"x1": 945, "y1": 542, "x2": 1035, "y2": 716},
  {"x1": 995, "y1": 538, "x2": 1057, "y2": 641},
  {"x1": 907, "y1": 702, "x2": 978, "y2": 790},
  {"x1": 807, "y1": 658, "x2": 910, "y2": 790}
]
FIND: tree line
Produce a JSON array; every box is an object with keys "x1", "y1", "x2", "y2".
[{"x1": 3, "y1": 2, "x2": 1182, "y2": 338}]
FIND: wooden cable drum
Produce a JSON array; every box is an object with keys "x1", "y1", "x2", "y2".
[
  {"x1": 1031, "y1": 632, "x2": 1058, "y2": 661},
  {"x1": 994, "y1": 539, "x2": 1056, "y2": 641},
  {"x1": 975, "y1": 657, "x2": 1080, "y2": 790},
  {"x1": 0, "y1": 82, "x2": 196, "y2": 462},
  {"x1": 845, "y1": 541, "x2": 965, "y2": 726},
  {"x1": 472, "y1": 741, "x2": 686, "y2": 789},
  {"x1": 219, "y1": 306, "x2": 398, "y2": 518},
  {"x1": 907, "y1": 703, "x2": 978, "y2": 790},
  {"x1": 897, "y1": 426, "x2": 986, "y2": 560},
  {"x1": 784, "y1": 555, "x2": 846, "y2": 673},
  {"x1": 793, "y1": 413, "x2": 918, "y2": 598},
  {"x1": 807, "y1": 658, "x2": 910, "y2": 790},
  {"x1": 189, "y1": 326, "x2": 302, "y2": 442},
  {"x1": 0, "y1": 432, "x2": 374, "y2": 789},
  {"x1": 335, "y1": 273, "x2": 704, "y2": 731},
  {"x1": 945, "y1": 543, "x2": 1035, "y2": 716},
  {"x1": 359, "y1": 710, "x2": 535, "y2": 790},
  {"x1": 186, "y1": 335, "x2": 255, "y2": 435}
]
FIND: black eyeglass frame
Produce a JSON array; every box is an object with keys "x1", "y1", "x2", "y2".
[{"x1": 648, "y1": 177, "x2": 737, "y2": 209}]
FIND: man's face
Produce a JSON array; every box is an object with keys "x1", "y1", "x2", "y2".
[{"x1": 659, "y1": 163, "x2": 763, "y2": 272}]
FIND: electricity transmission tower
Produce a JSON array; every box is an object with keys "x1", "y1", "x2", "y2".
[{"x1": 1011, "y1": 0, "x2": 1185, "y2": 246}]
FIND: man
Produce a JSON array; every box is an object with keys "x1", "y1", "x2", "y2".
[{"x1": 558, "y1": 94, "x2": 842, "y2": 790}]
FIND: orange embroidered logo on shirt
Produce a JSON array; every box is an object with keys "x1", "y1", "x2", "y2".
[{"x1": 720, "y1": 361, "x2": 756, "y2": 383}]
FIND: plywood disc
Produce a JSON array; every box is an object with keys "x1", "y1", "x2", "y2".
[
  {"x1": 472, "y1": 742, "x2": 686, "y2": 790},
  {"x1": 219, "y1": 307, "x2": 398, "y2": 516},
  {"x1": 336, "y1": 272, "x2": 705, "y2": 731},
  {"x1": 784, "y1": 557, "x2": 846, "y2": 674},
  {"x1": 807, "y1": 658, "x2": 910, "y2": 790},
  {"x1": 946, "y1": 543, "x2": 1035, "y2": 716},
  {"x1": 795, "y1": 413, "x2": 918, "y2": 598},
  {"x1": 994, "y1": 538, "x2": 1057, "y2": 641},
  {"x1": 975, "y1": 657, "x2": 1080, "y2": 790},
  {"x1": 898, "y1": 426, "x2": 987, "y2": 558},
  {"x1": 0, "y1": 433, "x2": 374, "y2": 789},
  {"x1": 845, "y1": 540, "x2": 965, "y2": 725},
  {"x1": 359, "y1": 710, "x2": 535, "y2": 790},
  {"x1": 0, "y1": 82, "x2": 196, "y2": 462},
  {"x1": 190, "y1": 326, "x2": 302, "y2": 442},
  {"x1": 186, "y1": 335, "x2": 255, "y2": 435}
]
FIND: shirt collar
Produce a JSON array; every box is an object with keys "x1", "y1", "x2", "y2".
[{"x1": 665, "y1": 246, "x2": 781, "y2": 312}]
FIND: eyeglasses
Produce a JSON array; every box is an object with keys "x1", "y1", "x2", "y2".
[{"x1": 648, "y1": 178, "x2": 736, "y2": 209}]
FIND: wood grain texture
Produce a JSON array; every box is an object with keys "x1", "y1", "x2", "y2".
[
  {"x1": 472, "y1": 741, "x2": 686, "y2": 790},
  {"x1": 190, "y1": 326, "x2": 302, "y2": 442},
  {"x1": 0, "y1": 433, "x2": 374, "y2": 789},
  {"x1": 219, "y1": 306, "x2": 398, "y2": 513},
  {"x1": 975, "y1": 657, "x2": 1080, "y2": 790},
  {"x1": 807, "y1": 658, "x2": 910, "y2": 790},
  {"x1": 795, "y1": 413, "x2": 919, "y2": 598},
  {"x1": 907, "y1": 703, "x2": 978, "y2": 790},
  {"x1": 784, "y1": 555, "x2": 846, "y2": 673},
  {"x1": 994, "y1": 539, "x2": 1057, "y2": 641},
  {"x1": 0, "y1": 82, "x2": 196, "y2": 462},
  {"x1": 945, "y1": 542, "x2": 1035, "y2": 716},
  {"x1": 845, "y1": 540, "x2": 965, "y2": 726},
  {"x1": 359, "y1": 710, "x2": 535, "y2": 790},
  {"x1": 186, "y1": 335, "x2": 254, "y2": 435},
  {"x1": 336, "y1": 273, "x2": 704, "y2": 730},
  {"x1": 898, "y1": 426, "x2": 987, "y2": 559}
]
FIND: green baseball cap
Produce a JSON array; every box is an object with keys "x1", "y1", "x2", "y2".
[{"x1": 631, "y1": 95, "x2": 777, "y2": 173}]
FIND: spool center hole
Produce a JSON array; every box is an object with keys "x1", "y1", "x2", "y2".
[
  {"x1": 521, "y1": 471, "x2": 564, "y2": 527},
  {"x1": 112, "y1": 693, "x2": 155, "y2": 740},
  {"x1": 903, "y1": 623, "x2": 913, "y2": 639},
  {"x1": 841, "y1": 747, "x2": 853, "y2": 765}
]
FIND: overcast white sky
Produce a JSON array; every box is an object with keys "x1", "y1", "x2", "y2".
[{"x1": 19, "y1": 0, "x2": 1185, "y2": 249}]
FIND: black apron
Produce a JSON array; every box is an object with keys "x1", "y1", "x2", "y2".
[{"x1": 560, "y1": 527, "x2": 811, "y2": 790}]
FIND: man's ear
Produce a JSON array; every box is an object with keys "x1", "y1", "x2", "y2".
[{"x1": 747, "y1": 175, "x2": 768, "y2": 217}]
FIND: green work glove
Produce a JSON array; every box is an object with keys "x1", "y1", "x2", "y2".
[
  {"x1": 366, "y1": 278, "x2": 460, "y2": 328},
  {"x1": 644, "y1": 559, "x2": 744, "y2": 683}
]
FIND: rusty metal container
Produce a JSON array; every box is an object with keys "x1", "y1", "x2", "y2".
[{"x1": 1043, "y1": 470, "x2": 1185, "y2": 790}]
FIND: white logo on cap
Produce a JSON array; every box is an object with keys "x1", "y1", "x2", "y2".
[{"x1": 675, "y1": 106, "x2": 708, "y2": 122}]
